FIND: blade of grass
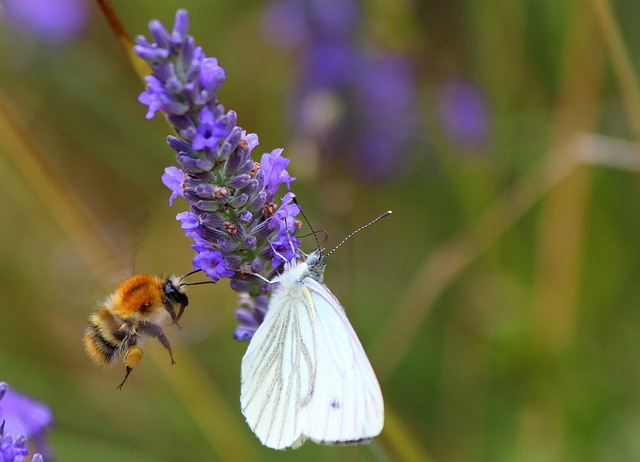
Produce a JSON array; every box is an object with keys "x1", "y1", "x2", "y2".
[
  {"x1": 591, "y1": 0, "x2": 640, "y2": 143},
  {"x1": 517, "y1": 2, "x2": 604, "y2": 459},
  {"x1": 94, "y1": 0, "x2": 149, "y2": 83},
  {"x1": 0, "y1": 95, "x2": 118, "y2": 269}
]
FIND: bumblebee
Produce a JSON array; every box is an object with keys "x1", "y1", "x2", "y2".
[{"x1": 83, "y1": 273, "x2": 192, "y2": 389}]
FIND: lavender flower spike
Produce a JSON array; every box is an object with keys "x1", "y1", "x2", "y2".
[
  {"x1": 0, "y1": 382, "x2": 51, "y2": 462},
  {"x1": 136, "y1": 9, "x2": 301, "y2": 339}
]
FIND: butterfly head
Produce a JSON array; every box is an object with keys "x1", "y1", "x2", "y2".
[{"x1": 305, "y1": 249, "x2": 326, "y2": 282}]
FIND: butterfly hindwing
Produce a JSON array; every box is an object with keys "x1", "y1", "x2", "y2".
[{"x1": 240, "y1": 280, "x2": 317, "y2": 450}]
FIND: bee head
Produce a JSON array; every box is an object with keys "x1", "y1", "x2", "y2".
[{"x1": 164, "y1": 276, "x2": 189, "y2": 325}]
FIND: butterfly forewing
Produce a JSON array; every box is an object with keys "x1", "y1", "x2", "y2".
[
  {"x1": 301, "y1": 278, "x2": 384, "y2": 444},
  {"x1": 240, "y1": 280, "x2": 317, "y2": 450}
]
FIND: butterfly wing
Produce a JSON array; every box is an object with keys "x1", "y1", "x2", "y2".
[
  {"x1": 302, "y1": 279, "x2": 384, "y2": 445},
  {"x1": 240, "y1": 282, "x2": 317, "y2": 450}
]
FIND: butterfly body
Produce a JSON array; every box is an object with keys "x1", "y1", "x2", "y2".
[{"x1": 240, "y1": 250, "x2": 384, "y2": 449}]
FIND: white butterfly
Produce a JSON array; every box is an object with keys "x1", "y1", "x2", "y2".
[{"x1": 240, "y1": 249, "x2": 384, "y2": 450}]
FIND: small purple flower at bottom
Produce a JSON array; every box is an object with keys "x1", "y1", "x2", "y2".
[{"x1": 0, "y1": 382, "x2": 50, "y2": 461}]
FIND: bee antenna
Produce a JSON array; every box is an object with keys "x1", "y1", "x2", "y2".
[
  {"x1": 180, "y1": 269, "x2": 202, "y2": 281},
  {"x1": 182, "y1": 280, "x2": 216, "y2": 287},
  {"x1": 180, "y1": 270, "x2": 217, "y2": 285},
  {"x1": 325, "y1": 211, "x2": 393, "y2": 258}
]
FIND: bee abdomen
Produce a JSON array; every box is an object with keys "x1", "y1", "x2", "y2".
[{"x1": 83, "y1": 307, "x2": 129, "y2": 365}]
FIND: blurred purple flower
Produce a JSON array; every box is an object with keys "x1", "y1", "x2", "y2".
[
  {"x1": 437, "y1": 78, "x2": 490, "y2": 151},
  {"x1": 354, "y1": 54, "x2": 418, "y2": 179},
  {"x1": 262, "y1": 0, "x2": 306, "y2": 49},
  {"x1": 2, "y1": 0, "x2": 89, "y2": 42},
  {"x1": 0, "y1": 382, "x2": 51, "y2": 461},
  {"x1": 263, "y1": 0, "x2": 419, "y2": 182},
  {"x1": 263, "y1": 0, "x2": 358, "y2": 49}
]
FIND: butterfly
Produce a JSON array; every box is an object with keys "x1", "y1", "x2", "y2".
[{"x1": 240, "y1": 248, "x2": 384, "y2": 449}]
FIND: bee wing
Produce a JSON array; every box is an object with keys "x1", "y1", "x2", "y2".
[
  {"x1": 240, "y1": 284, "x2": 317, "y2": 450},
  {"x1": 302, "y1": 279, "x2": 384, "y2": 445}
]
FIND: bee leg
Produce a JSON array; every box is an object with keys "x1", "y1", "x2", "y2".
[
  {"x1": 157, "y1": 331, "x2": 176, "y2": 365},
  {"x1": 117, "y1": 367, "x2": 133, "y2": 390},
  {"x1": 118, "y1": 345, "x2": 143, "y2": 389},
  {"x1": 139, "y1": 323, "x2": 176, "y2": 365}
]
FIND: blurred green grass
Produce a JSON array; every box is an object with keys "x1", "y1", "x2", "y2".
[{"x1": 2, "y1": 0, "x2": 640, "y2": 460}]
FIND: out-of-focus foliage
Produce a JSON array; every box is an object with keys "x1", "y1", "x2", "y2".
[{"x1": 2, "y1": 0, "x2": 640, "y2": 460}]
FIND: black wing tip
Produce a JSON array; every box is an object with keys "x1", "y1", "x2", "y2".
[{"x1": 313, "y1": 436, "x2": 375, "y2": 446}]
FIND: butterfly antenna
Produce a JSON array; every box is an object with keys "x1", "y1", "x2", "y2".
[
  {"x1": 292, "y1": 196, "x2": 322, "y2": 250},
  {"x1": 325, "y1": 211, "x2": 393, "y2": 258}
]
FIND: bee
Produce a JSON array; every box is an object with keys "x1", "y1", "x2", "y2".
[{"x1": 83, "y1": 271, "x2": 201, "y2": 389}]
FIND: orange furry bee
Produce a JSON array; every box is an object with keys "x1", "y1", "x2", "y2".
[{"x1": 83, "y1": 272, "x2": 197, "y2": 389}]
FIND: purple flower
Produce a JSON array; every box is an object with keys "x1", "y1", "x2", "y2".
[
  {"x1": 176, "y1": 211, "x2": 199, "y2": 231},
  {"x1": 138, "y1": 76, "x2": 168, "y2": 119},
  {"x1": 0, "y1": 382, "x2": 51, "y2": 461},
  {"x1": 136, "y1": 9, "x2": 302, "y2": 339},
  {"x1": 2, "y1": 0, "x2": 89, "y2": 42},
  {"x1": 198, "y1": 58, "x2": 226, "y2": 102},
  {"x1": 192, "y1": 250, "x2": 235, "y2": 281},
  {"x1": 260, "y1": 149, "x2": 295, "y2": 197},
  {"x1": 273, "y1": 192, "x2": 301, "y2": 234},
  {"x1": 192, "y1": 106, "x2": 225, "y2": 151},
  {"x1": 162, "y1": 167, "x2": 185, "y2": 205},
  {"x1": 269, "y1": 234, "x2": 301, "y2": 268}
]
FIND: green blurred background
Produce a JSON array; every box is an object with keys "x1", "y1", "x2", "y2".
[{"x1": 2, "y1": 0, "x2": 640, "y2": 460}]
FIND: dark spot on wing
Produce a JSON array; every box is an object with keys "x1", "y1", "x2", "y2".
[{"x1": 330, "y1": 399, "x2": 341, "y2": 409}]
